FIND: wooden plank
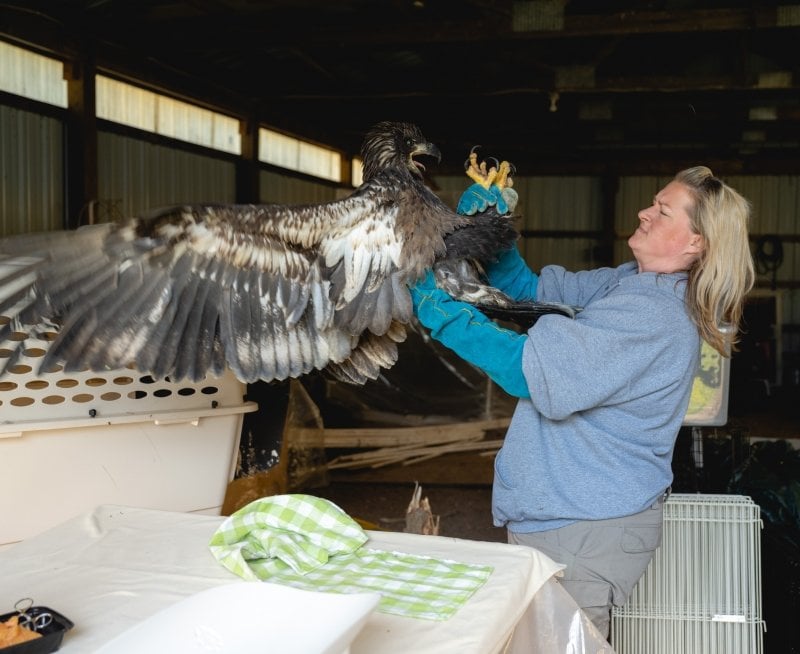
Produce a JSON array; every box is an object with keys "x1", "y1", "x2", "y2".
[
  {"x1": 327, "y1": 439, "x2": 504, "y2": 470},
  {"x1": 311, "y1": 417, "x2": 511, "y2": 449}
]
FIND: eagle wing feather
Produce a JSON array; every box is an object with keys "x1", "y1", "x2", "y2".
[
  {"x1": 0, "y1": 121, "x2": 522, "y2": 386},
  {"x1": 0, "y1": 186, "x2": 417, "y2": 384}
]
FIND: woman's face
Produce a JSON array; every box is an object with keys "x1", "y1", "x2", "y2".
[{"x1": 628, "y1": 180, "x2": 704, "y2": 273}]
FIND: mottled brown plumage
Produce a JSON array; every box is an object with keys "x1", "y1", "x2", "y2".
[{"x1": 0, "y1": 122, "x2": 518, "y2": 384}]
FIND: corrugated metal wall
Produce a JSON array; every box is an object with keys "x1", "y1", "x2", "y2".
[
  {"x1": 0, "y1": 105, "x2": 63, "y2": 235},
  {"x1": 97, "y1": 131, "x2": 236, "y2": 218},
  {"x1": 260, "y1": 169, "x2": 339, "y2": 204},
  {"x1": 728, "y1": 175, "x2": 800, "y2": 354}
]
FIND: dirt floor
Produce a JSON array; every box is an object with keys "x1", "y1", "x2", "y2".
[
  {"x1": 309, "y1": 446, "x2": 507, "y2": 542},
  {"x1": 314, "y1": 479, "x2": 506, "y2": 543}
]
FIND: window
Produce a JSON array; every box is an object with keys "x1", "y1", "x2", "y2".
[
  {"x1": 96, "y1": 75, "x2": 241, "y2": 154},
  {"x1": 259, "y1": 128, "x2": 341, "y2": 182},
  {"x1": 351, "y1": 157, "x2": 364, "y2": 187},
  {"x1": 0, "y1": 40, "x2": 67, "y2": 107},
  {"x1": 0, "y1": 43, "x2": 349, "y2": 180}
]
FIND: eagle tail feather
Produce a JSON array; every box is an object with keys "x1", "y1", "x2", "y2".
[{"x1": 390, "y1": 272, "x2": 413, "y2": 325}]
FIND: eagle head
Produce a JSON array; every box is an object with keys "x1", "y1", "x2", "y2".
[{"x1": 360, "y1": 121, "x2": 441, "y2": 182}]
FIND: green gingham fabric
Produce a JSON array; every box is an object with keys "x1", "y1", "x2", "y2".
[{"x1": 209, "y1": 494, "x2": 493, "y2": 621}]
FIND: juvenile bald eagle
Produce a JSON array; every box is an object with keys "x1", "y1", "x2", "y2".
[{"x1": 0, "y1": 121, "x2": 531, "y2": 385}]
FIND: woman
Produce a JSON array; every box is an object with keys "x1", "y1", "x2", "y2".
[{"x1": 410, "y1": 167, "x2": 754, "y2": 639}]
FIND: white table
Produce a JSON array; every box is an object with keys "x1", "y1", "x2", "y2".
[{"x1": 0, "y1": 505, "x2": 612, "y2": 653}]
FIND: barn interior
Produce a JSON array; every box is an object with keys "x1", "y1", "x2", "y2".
[{"x1": 1, "y1": 1, "x2": 799, "y2": 652}]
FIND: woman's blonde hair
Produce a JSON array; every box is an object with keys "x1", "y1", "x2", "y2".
[{"x1": 677, "y1": 166, "x2": 755, "y2": 355}]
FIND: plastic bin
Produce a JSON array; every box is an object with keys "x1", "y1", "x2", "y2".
[{"x1": 0, "y1": 328, "x2": 257, "y2": 547}]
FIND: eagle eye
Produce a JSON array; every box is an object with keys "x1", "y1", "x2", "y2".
[{"x1": 404, "y1": 137, "x2": 415, "y2": 147}]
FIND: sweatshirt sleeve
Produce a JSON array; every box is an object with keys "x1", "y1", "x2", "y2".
[
  {"x1": 536, "y1": 262, "x2": 638, "y2": 307},
  {"x1": 523, "y1": 278, "x2": 698, "y2": 421}
]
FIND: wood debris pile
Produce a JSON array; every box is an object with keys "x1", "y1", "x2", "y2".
[
  {"x1": 320, "y1": 418, "x2": 509, "y2": 470},
  {"x1": 404, "y1": 482, "x2": 440, "y2": 535}
]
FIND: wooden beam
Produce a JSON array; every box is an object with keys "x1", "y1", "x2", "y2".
[
  {"x1": 64, "y1": 50, "x2": 97, "y2": 230},
  {"x1": 236, "y1": 112, "x2": 260, "y2": 203},
  {"x1": 233, "y1": 7, "x2": 793, "y2": 47},
  {"x1": 318, "y1": 418, "x2": 511, "y2": 449}
]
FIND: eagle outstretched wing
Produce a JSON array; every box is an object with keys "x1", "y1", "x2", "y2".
[
  {"x1": 0, "y1": 122, "x2": 500, "y2": 385},
  {"x1": 0, "y1": 199, "x2": 394, "y2": 383}
]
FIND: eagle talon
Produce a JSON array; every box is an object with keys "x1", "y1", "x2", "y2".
[
  {"x1": 466, "y1": 151, "x2": 497, "y2": 189},
  {"x1": 465, "y1": 149, "x2": 514, "y2": 190}
]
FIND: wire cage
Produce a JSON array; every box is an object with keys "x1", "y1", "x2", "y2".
[{"x1": 611, "y1": 493, "x2": 766, "y2": 654}]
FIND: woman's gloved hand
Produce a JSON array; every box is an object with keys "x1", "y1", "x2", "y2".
[
  {"x1": 485, "y1": 246, "x2": 539, "y2": 302},
  {"x1": 455, "y1": 182, "x2": 538, "y2": 301},
  {"x1": 456, "y1": 183, "x2": 509, "y2": 216},
  {"x1": 409, "y1": 271, "x2": 530, "y2": 399}
]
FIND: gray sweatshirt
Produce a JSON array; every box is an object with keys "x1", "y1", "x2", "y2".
[{"x1": 493, "y1": 261, "x2": 701, "y2": 533}]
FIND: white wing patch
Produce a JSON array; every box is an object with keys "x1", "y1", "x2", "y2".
[{"x1": 320, "y1": 199, "x2": 402, "y2": 307}]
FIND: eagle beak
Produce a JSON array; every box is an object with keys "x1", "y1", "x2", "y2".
[{"x1": 410, "y1": 142, "x2": 441, "y2": 174}]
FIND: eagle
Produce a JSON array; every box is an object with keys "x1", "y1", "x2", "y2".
[{"x1": 0, "y1": 121, "x2": 570, "y2": 386}]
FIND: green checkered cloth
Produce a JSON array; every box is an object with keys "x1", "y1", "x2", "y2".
[{"x1": 209, "y1": 494, "x2": 493, "y2": 621}]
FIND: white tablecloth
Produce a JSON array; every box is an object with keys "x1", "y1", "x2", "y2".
[{"x1": 0, "y1": 505, "x2": 612, "y2": 653}]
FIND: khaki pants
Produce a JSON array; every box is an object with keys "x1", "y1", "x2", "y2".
[{"x1": 508, "y1": 496, "x2": 665, "y2": 639}]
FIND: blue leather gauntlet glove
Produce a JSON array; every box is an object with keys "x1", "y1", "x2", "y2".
[
  {"x1": 409, "y1": 271, "x2": 529, "y2": 398},
  {"x1": 456, "y1": 183, "x2": 509, "y2": 216},
  {"x1": 486, "y1": 246, "x2": 539, "y2": 302},
  {"x1": 455, "y1": 182, "x2": 538, "y2": 301}
]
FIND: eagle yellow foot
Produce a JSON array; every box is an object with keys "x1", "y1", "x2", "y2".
[
  {"x1": 494, "y1": 160, "x2": 513, "y2": 189},
  {"x1": 465, "y1": 150, "x2": 513, "y2": 190},
  {"x1": 465, "y1": 151, "x2": 496, "y2": 189}
]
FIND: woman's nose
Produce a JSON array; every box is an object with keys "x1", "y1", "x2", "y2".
[{"x1": 638, "y1": 206, "x2": 653, "y2": 221}]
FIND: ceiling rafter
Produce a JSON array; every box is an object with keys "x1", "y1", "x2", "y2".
[{"x1": 2, "y1": 0, "x2": 799, "y2": 175}]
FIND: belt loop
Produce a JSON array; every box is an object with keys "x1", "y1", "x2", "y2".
[{"x1": 652, "y1": 487, "x2": 671, "y2": 509}]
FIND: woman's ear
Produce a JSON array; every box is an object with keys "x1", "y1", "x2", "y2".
[{"x1": 687, "y1": 234, "x2": 705, "y2": 255}]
